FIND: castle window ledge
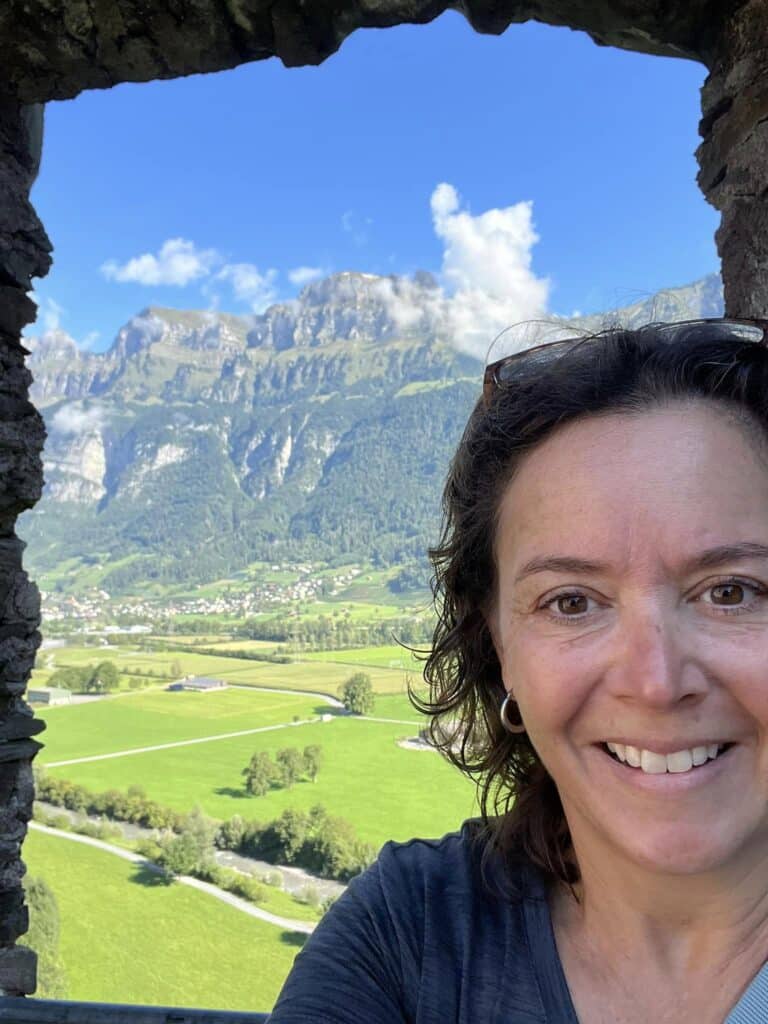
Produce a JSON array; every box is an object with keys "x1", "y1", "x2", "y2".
[{"x1": 0, "y1": 997, "x2": 270, "y2": 1023}]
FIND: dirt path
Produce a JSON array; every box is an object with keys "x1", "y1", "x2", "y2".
[{"x1": 29, "y1": 822, "x2": 317, "y2": 934}]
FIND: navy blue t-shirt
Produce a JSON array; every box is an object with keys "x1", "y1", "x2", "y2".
[{"x1": 267, "y1": 819, "x2": 579, "y2": 1022}]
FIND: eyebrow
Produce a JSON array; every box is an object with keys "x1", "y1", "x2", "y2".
[{"x1": 513, "y1": 542, "x2": 768, "y2": 586}]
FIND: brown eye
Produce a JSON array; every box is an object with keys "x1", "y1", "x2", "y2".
[
  {"x1": 711, "y1": 582, "x2": 745, "y2": 606},
  {"x1": 557, "y1": 594, "x2": 589, "y2": 615}
]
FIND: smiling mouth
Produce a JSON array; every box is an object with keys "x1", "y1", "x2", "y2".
[{"x1": 600, "y1": 742, "x2": 735, "y2": 775}]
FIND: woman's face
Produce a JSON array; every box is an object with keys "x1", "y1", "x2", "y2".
[{"x1": 489, "y1": 401, "x2": 768, "y2": 876}]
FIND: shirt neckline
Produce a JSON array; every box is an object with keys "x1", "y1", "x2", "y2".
[{"x1": 521, "y1": 861, "x2": 581, "y2": 1023}]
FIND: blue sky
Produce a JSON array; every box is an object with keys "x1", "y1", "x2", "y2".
[{"x1": 28, "y1": 11, "x2": 718, "y2": 353}]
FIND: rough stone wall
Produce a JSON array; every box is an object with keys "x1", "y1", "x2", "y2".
[
  {"x1": 0, "y1": 95, "x2": 51, "y2": 995},
  {"x1": 0, "y1": 0, "x2": 727, "y2": 103},
  {"x1": 0, "y1": 0, "x2": 764, "y2": 1001},
  {"x1": 697, "y1": 0, "x2": 768, "y2": 318}
]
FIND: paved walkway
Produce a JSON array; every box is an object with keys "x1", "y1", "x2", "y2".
[
  {"x1": 34, "y1": 801, "x2": 346, "y2": 901},
  {"x1": 46, "y1": 718, "x2": 324, "y2": 767},
  {"x1": 30, "y1": 822, "x2": 316, "y2": 934}
]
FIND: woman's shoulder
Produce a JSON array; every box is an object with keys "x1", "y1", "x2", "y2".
[
  {"x1": 268, "y1": 820, "x2": 553, "y2": 1023},
  {"x1": 354, "y1": 817, "x2": 536, "y2": 914}
]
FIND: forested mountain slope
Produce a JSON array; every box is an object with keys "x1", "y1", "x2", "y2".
[{"x1": 19, "y1": 271, "x2": 723, "y2": 594}]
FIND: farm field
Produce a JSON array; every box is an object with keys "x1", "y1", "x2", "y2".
[
  {"x1": 46, "y1": 716, "x2": 478, "y2": 847},
  {"x1": 24, "y1": 828, "x2": 302, "y2": 1011},
  {"x1": 219, "y1": 660, "x2": 412, "y2": 695},
  {"x1": 37, "y1": 688, "x2": 321, "y2": 764},
  {"x1": 38, "y1": 643, "x2": 414, "y2": 696},
  {"x1": 175, "y1": 639, "x2": 287, "y2": 652},
  {"x1": 299, "y1": 644, "x2": 422, "y2": 670}
]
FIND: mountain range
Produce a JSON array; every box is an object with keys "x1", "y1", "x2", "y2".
[{"x1": 19, "y1": 270, "x2": 724, "y2": 595}]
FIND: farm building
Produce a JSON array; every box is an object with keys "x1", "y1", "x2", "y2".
[
  {"x1": 167, "y1": 676, "x2": 228, "y2": 693},
  {"x1": 27, "y1": 687, "x2": 72, "y2": 706}
]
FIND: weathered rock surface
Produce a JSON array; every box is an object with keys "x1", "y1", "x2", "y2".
[
  {"x1": 0, "y1": 0, "x2": 734, "y2": 104},
  {"x1": 0, "y1": 0, "x2": 766, "y2": 1000},
  {"x1": 696, "y1": 0, "x2": 768, "y2": 318},
  {"x1": 0, "y1": 94, "x2": 49, "y2": 980}
]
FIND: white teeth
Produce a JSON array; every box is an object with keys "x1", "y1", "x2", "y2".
[
  {"x1": 640, "y1": 750, "x2": 668, "y2": 774},
  {"x1": 605, "y1": 742, "x2": 727, "y2": 774},
  {"x1": 666, "y1": 749, "x2": 693, "y2": 773},
  {"x1": 625, "y1": 745, "x2": 641, "y2": 767}
]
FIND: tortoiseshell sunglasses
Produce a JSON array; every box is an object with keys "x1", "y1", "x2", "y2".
[{"x1": 482, "y1": 317, "x2": 768, "y2": 409}]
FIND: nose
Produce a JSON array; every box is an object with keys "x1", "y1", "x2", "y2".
[{"x1": 610, "y1": 604, "x2": 707, "y2": 708}]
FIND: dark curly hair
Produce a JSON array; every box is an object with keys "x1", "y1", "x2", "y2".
[{"x1": 410, "y1": 320, "x2": 768, "y2": 895}]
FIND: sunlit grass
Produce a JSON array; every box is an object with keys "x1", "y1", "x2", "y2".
[{"x1": 24, "y1": 828, "x2": 302, "y2": 1011}]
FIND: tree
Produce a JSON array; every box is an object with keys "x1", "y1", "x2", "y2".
[
  {"x1": 216, "y1": 814, "x2": 246, "y2": 850},
  {"x1": 170, "y1": 659, "x2": 182, "y2": 678},
  {"x1": 46, "y1": 667, "x2": 79, "y2": 692},
  {"x1": 303, "y1": 744, "x2": 323, "y2": 783},
  {"x1": 155, "y1": 806, "x2": 217, "y2": 877},
  {"x1": 242, "y1": 751, "x2": 277, "y2": 796},
  {"x1": 25, "y1": 877, "x2": 67, "y2": 998},
  {"x1": 276, "y1": 747, "x2": 304, "y2": 789},
  {"x1": 340, "y1": 672, "x2": 375, "y2": 715},
  {"x1": 85, "y1": 660, "x2": 119, "y2": 693}
]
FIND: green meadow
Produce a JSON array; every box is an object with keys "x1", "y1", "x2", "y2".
[
  {"x1": 46, "y1": 716, "x2": 477, "y2": 847},
  {"x1": 37, "y1": 688, "x2": 320, "y2": 764},
  {"x1": 24, "y1": 828, "x2": 302, "y2": 1011},
  {"x1": 299, "y1": 643, "x2": 423, "y2": 670}
]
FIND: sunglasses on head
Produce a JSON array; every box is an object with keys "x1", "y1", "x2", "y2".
[{"x1": 482, "y1": 317, "x2": 768, "y2": 409}]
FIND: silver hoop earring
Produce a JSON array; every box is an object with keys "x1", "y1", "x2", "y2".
[{"x1": 500, "y1": 692, "x2": 527, "y2": 735}]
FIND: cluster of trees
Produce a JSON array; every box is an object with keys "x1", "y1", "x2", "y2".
[
  {"x1": 47, "y1": 660, "x2": 120, "y2": 694},
  {"x1": 180, "y1": 646, "x2": 291, "y2": 665},
  {"x1": 36, "y1": 770, "x2": 373, "y2": 882},
  {"x1": 25, "y1": 876, "x2": 67, "y2": 998},
  {"x1": 36, "y1": 774, "x2": 185, "y2": 831},
  {"x1": 235, "y1": 613, "x2": 431, "y2": 651},
  {"x1": 242, "y1": 745, "x2": 323, "y2": 796},
  {"x1": 221, "y1": 805, "x2": 376, "y2": 882},
  {"x1": 340, "y1": 673, "x2": 374, "y2": 715},
  {"x1": 143, "y1": 806, "x2": 219, "y2": 878},
  {"x1": 47, "y1": 658, "x2": 187, "y2": 693}
]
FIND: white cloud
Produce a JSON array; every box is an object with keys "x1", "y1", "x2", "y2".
[
  {"x1": 428, "y1": 183, "x2": 550, "y2": 358},
  {"x1": 372, "y1": 277, "x2": 441, "y2": 333},
  {"x1": 80, "y1": 331, "x2": 101, "y2": 351},
  {"x1": 214, "y1": 263, "x2": 278, "y2": 312},
  {"x1": 101, "y1": 238, "x2": 220, "y2": 287},
  {"x1": 51, "y1": 402, "x2": 106, "y2": 436},
  {"x1": 23, "y1": 294, "x2": 102, "y2": 352},
  {"x1": 368, "y1": 185, "x2": 551, "y2": 359},
  {"x1": 39, "y1": 296, "x2": 65, "y2": 333},
  {"x1": 341, "y1": 210, "x2": 372, "y2": 247},
  {"x1": 289, "y1": 266, "x2": 326, "y2": 287}
]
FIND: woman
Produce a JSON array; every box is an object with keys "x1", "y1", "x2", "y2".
[{"x1": 267, "y1": 319, "x2": 768, "y2": 1023}]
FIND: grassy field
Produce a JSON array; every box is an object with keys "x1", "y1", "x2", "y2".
[
  {"x1": 24, "y1": 829, "x2": 302, "y2": 1011},
  {"x1": 299, "y1": 644, "x2": 423, "y2": 671},
  {"x1": 255, "y1": 884, "x2": 321, "y2": 923},
  {"x1": 40, "y1": 643, "x2": 414, "y2": 695},
  {"x1": 37, "y1": 688, "x2": 321, "y2": 764},
  {"x1": 46, "y1": 716, "x2": 477, "y2": 847}
]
